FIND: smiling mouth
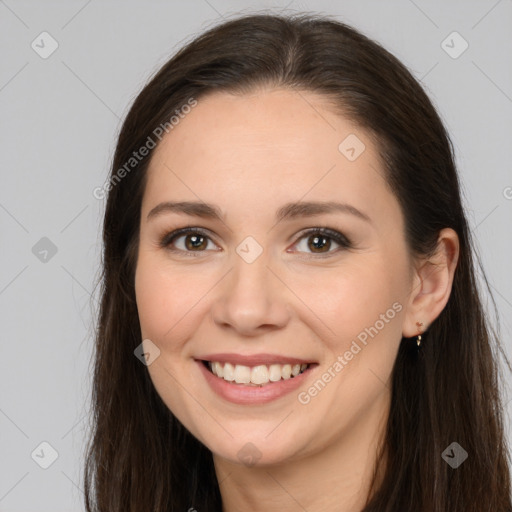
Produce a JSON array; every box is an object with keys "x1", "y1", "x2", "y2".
[{"x1": 201, "y1": 360, "x2": 315, "y2": 387}]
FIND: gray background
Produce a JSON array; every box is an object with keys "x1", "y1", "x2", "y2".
[{"x1": 1, "y1": 1, "x2": 511, "y2": 510}]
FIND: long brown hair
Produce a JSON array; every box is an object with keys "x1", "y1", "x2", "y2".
[{"x1": 84, "y1": 12, "x2": 512, "y2": 511}]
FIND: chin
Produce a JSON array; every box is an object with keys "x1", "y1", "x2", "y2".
[{"x1": 205, "y1": 432, "x2": 304, "y2": 469}]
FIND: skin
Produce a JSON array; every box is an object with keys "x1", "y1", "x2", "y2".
[{"x1": 134, "y1": 87, "x2": 459, "y2": 512}]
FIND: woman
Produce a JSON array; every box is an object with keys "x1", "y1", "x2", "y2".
[{"x1": 84, "y1": 12, "x2": 512, "y2": 511}]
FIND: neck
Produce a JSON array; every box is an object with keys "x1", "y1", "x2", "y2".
[{"x1": 213, "y1": 392, "x2": 390, "y2": 512}]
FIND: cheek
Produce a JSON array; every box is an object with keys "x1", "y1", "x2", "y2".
[
  {"x1": 134, "y1": 254, "x2": 210, "y2": 345},
  {"x1": 292, "y1": 255, "x2": 404, "y2": 347},
  {"x1": 292, "y1": 259, "x2": 406, "y2": 429},
  {"x1": 135, "y1": 252, "x2": 215, "y2": 326},
  {"x1": 134, "y1": 257, "x2": 211, "y2": 433}
]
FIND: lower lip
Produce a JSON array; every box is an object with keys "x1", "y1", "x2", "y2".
[{"x1": 196, "y1": 360, "x2": 316, "y2": 405}]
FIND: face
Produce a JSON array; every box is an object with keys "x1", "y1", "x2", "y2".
[{"x1": 134, "y1": 88, "x2": 414, "y2": 467}]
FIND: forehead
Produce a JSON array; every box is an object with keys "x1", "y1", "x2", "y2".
[
  {"x1": 150, "y1": 88, "x2": 368, "y2": 172},
  {"x1": 143, "y1": 88, "x2": 398, "y2": 226}
]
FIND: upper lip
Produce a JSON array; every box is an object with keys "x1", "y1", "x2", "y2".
[{"x1": 195, "y1": 353, "x2": 316, "y2": 366}]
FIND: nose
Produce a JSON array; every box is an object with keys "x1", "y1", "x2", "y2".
[{"x1": 210, "y1": 249, "x2": 291, "y2": 336}]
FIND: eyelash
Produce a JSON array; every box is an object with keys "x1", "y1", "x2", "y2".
[{"x1": 159, "y1": 226, "x2": 353, "y2": 259}]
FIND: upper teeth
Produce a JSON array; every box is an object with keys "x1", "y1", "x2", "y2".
[{"x1": 209, "y1": 362, "x2": 308, "y2": 386}]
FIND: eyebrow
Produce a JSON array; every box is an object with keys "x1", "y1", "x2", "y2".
[{"x1": 147, "y1": 200, "x2": 372, "y2": 224}]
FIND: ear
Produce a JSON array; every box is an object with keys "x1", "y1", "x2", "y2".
[{"x1": 402, "y1": 228, "x2": 460, "y2": 338}]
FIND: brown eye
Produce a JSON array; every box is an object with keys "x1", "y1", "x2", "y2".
[
  {"x1": 291, "y1": 228, "x2": 352, "y2": 257},
  {"x1": 306, "y1": 234, "x2": 332, "y2": 253},
  {"x1": 160, "y1": 228, "x2": 218, "y2": 255},
  {"x1": 184, "y1": 233, "x2": 208, "y2": 251}
]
